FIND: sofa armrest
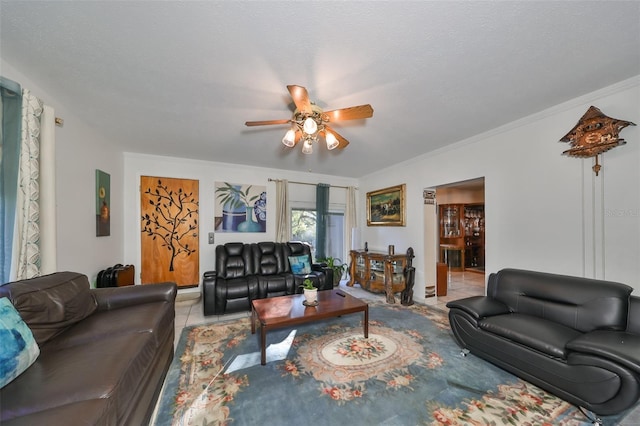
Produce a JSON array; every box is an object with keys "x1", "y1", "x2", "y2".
[
  {"x1": 628, "y1": 296, "x2": 640, "y2": 334},
  {"x1": 92, "y1": 282, "x2": 177, "y2": 311},
  {"x1": 311, "y1": 263, "x2": 329, "y2": 275},
  {"x1": 567, "y1": 330, "x2": 640, "y2": 374},
  {"x1": 311, "y1": 263, "x2": 333, "y2": 289},
  {"x1": 202, "y1": 272, "x2": 218, "y2": 316},
  {"x1": 446, "y1": 296, "x2": 510, "y2": 320},
  {"x1": 312, "y1": 262, "x2": 327, "y2": 269}
]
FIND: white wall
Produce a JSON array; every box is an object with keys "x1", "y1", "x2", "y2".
[
  {"x1": 359, "y1": 77, "x2": 640, "y2": 301},
  {"x1": 1, "y1": 59, "x2": 124, "y2": 284},
  {"x1": 4, "y1": 53, "x2": 637, "y2": 299},
  {"x1": 123, "y1": 153, "x2": 357, "y2": 291}
]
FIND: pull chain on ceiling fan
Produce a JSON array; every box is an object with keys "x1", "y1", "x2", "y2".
[{"x1": 245, "y1": 85, "x2": 374, "y2": 154}]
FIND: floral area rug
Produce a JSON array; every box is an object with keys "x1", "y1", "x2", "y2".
[{"x1": 153, "y1": 301, "x2": 633, "y2": 425}]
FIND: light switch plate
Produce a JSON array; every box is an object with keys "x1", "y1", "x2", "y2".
[{"x1": 208, "y1": 232, "x2": 215, "y2": 244}]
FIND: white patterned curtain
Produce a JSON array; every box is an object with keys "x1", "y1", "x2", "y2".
[
  {"x1": 344, "y1": 186, "x2": 357, "y2": 261},
  {"x1": 8, "y1": 89, "x2": 56, "y2": 280},
  {"x1": 274, "y1": 179, "x2": 290, "y2": 242},
  {"x1": 11, "y1": 89, "x2": 43, "y2": 280}
]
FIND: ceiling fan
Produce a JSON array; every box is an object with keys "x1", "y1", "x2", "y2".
[{"x1": 245, "y1": 85, "x2": 374, "y2": 154}]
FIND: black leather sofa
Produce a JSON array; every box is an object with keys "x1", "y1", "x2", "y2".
[
  {"x1": 202, "y1": 241, "x2": 333, "y2": 315},
  {"x1": 0, "y1": 272, "x2": 176, "y2": 425},
  {"x1": 447, "y1": 268, "x2": 640, "y2": 416}
]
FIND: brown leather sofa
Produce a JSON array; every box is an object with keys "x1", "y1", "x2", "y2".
[{"x1": 0, "y1": 271, "x2": 176, "y2": 426}]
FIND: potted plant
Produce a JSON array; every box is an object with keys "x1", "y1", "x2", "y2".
[
  {"x1": 318, "y1": 257, "x2": 346, "y2": 286},
  {"x1": 300, "y1": 278, "x2": 318, "y2": 304}
]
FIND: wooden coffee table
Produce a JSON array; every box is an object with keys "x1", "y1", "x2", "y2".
[{"x1": 251, "y1": 289, "x2": 369, "y2": 365}]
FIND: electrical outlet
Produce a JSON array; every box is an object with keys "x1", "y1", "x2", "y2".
[{"x1": 208, "y1": 232, "x2": 215, "y2": 244}]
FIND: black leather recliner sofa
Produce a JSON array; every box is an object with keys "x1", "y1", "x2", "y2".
[
  {"x1": 202, "y1": 241, "x2": 333, "y2": 315},
  {"x1": 447, "y1": 268, "x2": 640, "y2": 416}
]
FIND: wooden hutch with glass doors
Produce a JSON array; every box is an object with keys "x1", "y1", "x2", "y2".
[
  {"x1": 347, "y1": 249, "x2": 413, "y2": 303},
  {"x1": 439, "y1": 203, "x2": 484, "y2": 272}
]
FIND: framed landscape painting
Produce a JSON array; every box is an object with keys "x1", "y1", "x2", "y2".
[{"x1": 367, "y1": 184, "x2": 406, "y2": 226}]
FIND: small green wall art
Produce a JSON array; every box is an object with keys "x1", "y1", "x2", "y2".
[
  {"x1": 214, "y1": 182, "x2": 266, "y2": 232},
  {"x1": 96, "y1": 169, "x2": 110, "y2": 236}
]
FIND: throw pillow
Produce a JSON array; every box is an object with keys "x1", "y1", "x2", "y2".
[
  {"x1": 0, "y1": 297, "x2": 40, "y2": 389},
  {"x1": 288, "y1": 255, "x2": 312, "y2": 275}
]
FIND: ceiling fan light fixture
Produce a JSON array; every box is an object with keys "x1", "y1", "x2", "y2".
[
  {"x1": 282, "y1": 129, "x2": 296, "y2": 147},
  {"x1": 326, "y1": 132, "x2": 339, "y2": 150},
  {"x1": 245, "y1": 85, "x2": 373, "y2": 155},
  {"x1": 302, "y1": 117, "x2": 318, "y2": 135},
  {"x1": 301, "y1": 138, "x2": 313, "y2": 155}
]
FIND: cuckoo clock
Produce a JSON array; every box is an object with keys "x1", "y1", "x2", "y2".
[{"x1": 560, "y1": 106, "x2": 635, "y2": 175}]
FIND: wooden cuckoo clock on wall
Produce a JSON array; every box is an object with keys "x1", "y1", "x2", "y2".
[{"x1": 560, "y1": 106, "x2": 636, "y2": 176}]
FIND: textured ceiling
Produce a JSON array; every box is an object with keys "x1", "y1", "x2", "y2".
[{"x1": 1, "y1": 1, "x2": 639, "y2": 178}]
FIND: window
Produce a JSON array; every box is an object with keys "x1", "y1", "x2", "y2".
[{"x1": 291, "y1": 208, "x2": 344, "y2": 262}]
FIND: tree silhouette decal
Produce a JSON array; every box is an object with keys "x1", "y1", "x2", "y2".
[{"x1": 141, "y1": 179, "x2": 198, "y2": 271}]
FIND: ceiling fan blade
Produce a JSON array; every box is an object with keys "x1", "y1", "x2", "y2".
[
  {"x1": 287, "y1": 85, "x2": 312, "y2": 114},
  {"x1": 324, "y1": 126, "x2": 349, "y2": 149},
  {"x1": 323, "y1": 104, "x2": 374, "y2": 122},
  {"x1": 245, "y1": 119, "x2": 291, "y2": 127}
]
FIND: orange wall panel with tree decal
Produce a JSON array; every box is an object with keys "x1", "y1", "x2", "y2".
[{"x1": 140, "y1": 176, "x2": 199, "y2": 287}]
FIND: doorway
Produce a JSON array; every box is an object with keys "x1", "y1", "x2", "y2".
[{"x1": 430, "y1": 177, "x2": 485, "y2": 304}]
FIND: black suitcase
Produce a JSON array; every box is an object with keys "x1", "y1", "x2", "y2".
[{"x1": 97, "y1": 264, "x2": 130, "y2": 287}]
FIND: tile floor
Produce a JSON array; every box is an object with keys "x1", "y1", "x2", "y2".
[
  {"x1": 173, "y1": 271, "x2": 486, "y2": 346},
  {"x1": 432, "y1": 270, "x2": 486, "y2": 309}
]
